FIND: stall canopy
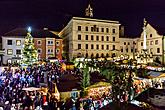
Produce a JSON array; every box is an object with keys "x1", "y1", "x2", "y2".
[{"x1": 147, "y1": 71, "x2": 165, "y2": 78}]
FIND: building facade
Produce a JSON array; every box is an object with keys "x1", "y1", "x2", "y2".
[
  {"x1": 2, "y1": 28, "x2": 63, "y2": 65},
  {"x1": 59, "y1": 17, "x2": 121, "y2": 61}
]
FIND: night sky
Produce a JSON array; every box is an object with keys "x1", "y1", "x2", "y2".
[{"x1": 0, "y1": 0, "x2": 165, "y2": 36}]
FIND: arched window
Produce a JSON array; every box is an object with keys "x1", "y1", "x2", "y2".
[
  {"x1": 91, "y1": 53, "x2": 94, "y2": 58},
  {"x1": 101, "y1": 53, "x2": 104, "y2": 58},
  {"x1": 106, "y1": 53, "x2": 109, "y2": 57},
  {"x1": 85, "y1": 53, "x2": 88, "y2": 58},
  {"x1": 96, "y1": 53, "x2": 99, "y2": 58}
]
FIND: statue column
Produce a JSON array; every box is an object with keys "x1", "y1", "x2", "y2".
[{"x1": 143, "y1": 18, "x2": 147, "y2": 50}]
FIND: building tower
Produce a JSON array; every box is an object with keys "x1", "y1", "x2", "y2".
[
  {"x1": 85, "y1": 1, "x2": 93, "y2": 17},
  {"x1": 136, "y1": 18, "x2": 153, "y2": 64}
]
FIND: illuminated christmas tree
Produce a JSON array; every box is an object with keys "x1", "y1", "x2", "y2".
[{"x1": 22, "y1": 27, "x2": 38, "y2": 65}]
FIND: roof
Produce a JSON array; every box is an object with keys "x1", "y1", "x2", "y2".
[
  {"x1": 147, "y1": 71, "x2": 165, "y2": 78},
  {"x1": 57, "y1": 74, "x2": 82, "y2": 92},
  {"x1": 3, "y1": 28, "x2": 62, "y2": 39}
]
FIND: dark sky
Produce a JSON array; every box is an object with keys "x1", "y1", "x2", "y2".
[{"x1": 0, "y1": 0, "x2": 165, "y2": 36}]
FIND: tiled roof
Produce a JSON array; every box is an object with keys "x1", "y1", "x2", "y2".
[{"x1": 3, "y1": 28, "x2": 62, "y2": 39}]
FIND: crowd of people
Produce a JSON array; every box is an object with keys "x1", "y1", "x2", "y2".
[{"x1": 0, "y1": 63, "x2": 64, "y2": 110}]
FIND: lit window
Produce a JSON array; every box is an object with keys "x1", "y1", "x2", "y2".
[
  {"x1": 16, "y1": 40, "x2": 21, "y2": 46},
  {"x1": 37, "y1": 40, "x2": 41, "y2": 45},
  {"x1": 71, "y1": 91, "x2": 78, "y2": 98},
  {"x1": 7, "y1": 49, "x2": 13, "y2": 55},
  {"x1": 150, "y1": 41, "x2": 153, "y2": 45},
  {"x1": 155, "y1": 40, "x2": 158, "y2": 45}
]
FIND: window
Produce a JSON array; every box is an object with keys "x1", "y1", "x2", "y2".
[
  {"x1": 106, "y1": 28, "x2": 109, "y2": 33},
  {"x1": 48, "y1": 40, "x2": 53, "y2": 45},
  {"x1": 106, "y1": 45, "x2": 109, "y2": 50},
  {"x1": 96, "y1": 28, "x2": 99, "y2": 32},
  {"x1": 7, "y1": 40, "x2": 12, "y2": 45},
  {"x1": 150, "y1": 41, "x2": 153, "y2": 45},
  {"x1": 78, "y1": 26, "x2": 81, "y2": 31},
  {"x1": 113, "y1": 37, "x2": 115, "y2": 41},
  {"x1": 101, "y1": 28, "x2": 104, "y2": 32},
  {"x1": 124, "y1": 42, "x2": 126, "y2": 45},
  {"x1": 56, "y1": 41, "x2": 60, "y2": 46},
  {"x1": 112, "y1": 29, "x2": 116, "y2": 33},
  {"x1": 86, "y1": 35, "x2": 88, "y2": 40},
  {"x1": 131, "y1": 49, "x2": 133, "y2": 52},
  {"x1": 128, "y1": 42, "x2": 130, "y2": 45},
  {"x1": 101, "y1": 36, "x2": 104, "y2": 41},
  {"x1": 91, "y1": 44, "x2": 94, "y2": 49},
  {"x1": 91, "y1": 35, "x2": 94, "y2": 40},
  {"x1": 91, "y1": 27, "x2": 94, "y2": 32},
  {"x1": 56, "y1": 49, "x2": 60, "y2": 54},
  {"x1": 78, "y1": 34, "x2": 81, "y2": 40},
  {"x1": 155, "y1": 40, "x2": 158, "y2": 45},
  {"x1": 38, "y1": 49, "x2": 42, "y2": 54},
  {"x1": 48, "y1": 49, "x2": 53, "y2": 53},
  {"x1": 121, "y1": 48, "x2": 123, "y2": 52},
  {"x1": 16, "y1": 40, "x2": 21, "y2": 46},
  {"x1": 150, "y1": 34, "x2": 152, "y2": 37},
  {"x1": 37, "y1": 40, "x2": 41, "y2": 45},
  {"x1": 157, "y1": 48, "x2": 160, "y2": 53},
  {"x1": 106, "y1": 36, "x2": 109, "y2": 41},
  {"x1": 7, "y1": 49, "x2": 13, "y2": 55},
  {"x1": 102, "y1": 45, "x2": 104, "y2": 50},
  {"x1": 78, "y1": 44, "x2": 81, "y2": 49},
  {"x1": 16, "y1": 49, "x2": 21, "y2": 55},
  {"x1": 71, "y1": 91, "x2": 78, "y2": 98},
  {"x1": 141, "y1": 42, "x2": 143, "y2": 46},
  {"x1": 96, "y1": 45, "x2": 99, "y2": 49},
  {"x1": 113, "y1": 45, "x2": 115, "y2": 50},
  {"x1": 126, "y1": 48, "x2": 128, "y2": 52},
  {"x1": 96, "y1": 36, "x2": 99, "y2": 41},
  {"x1": 86, "y1": 44, "x2": 88, "y2": 49},
  {"x1": 85, "y1": 26, "x2": 88, "y2": 31}
]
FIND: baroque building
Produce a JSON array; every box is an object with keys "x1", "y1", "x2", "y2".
[{"x1": 59, "y1": 17, "x2": 121, "y2": 61}]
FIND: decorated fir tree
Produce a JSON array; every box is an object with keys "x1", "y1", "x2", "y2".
[{"x1": 22, "y1": 27, "x2": 38, "y2": 65}]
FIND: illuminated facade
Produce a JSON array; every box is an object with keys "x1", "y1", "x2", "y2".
[
  {"x1": 59, "y1": 17, "x2": 121, "y2": 61},
  {"x1": 2, "y1": 28, "x2": 62, "y2": 65}
]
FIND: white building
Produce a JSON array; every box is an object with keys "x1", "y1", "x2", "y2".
[
  {"x1": 2, "y1": 36, "x2": 24, "y2": 64},
  {"x1": 59, "y1": 17, "x2": 121, "y2": 61}
]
